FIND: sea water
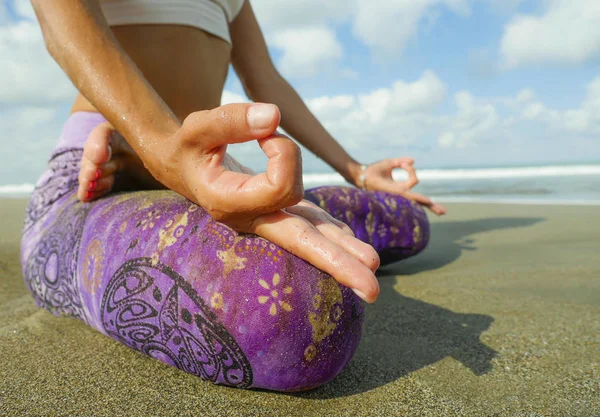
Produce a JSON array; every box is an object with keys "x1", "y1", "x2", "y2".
[{"x1": 2, "y1": 164, "x2": 599, "y2": 205}]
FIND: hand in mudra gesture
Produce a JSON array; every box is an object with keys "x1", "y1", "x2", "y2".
[
  {"x1": 161, "y1": 104, "x2": 380, "y2": 303},
  {"x1": 361, "y1": 158, "x2": 447, "y2": 216}
]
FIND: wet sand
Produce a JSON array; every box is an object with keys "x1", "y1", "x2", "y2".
[{"x1": 1, "y1": 199, "x2": 598, "y2": 416}]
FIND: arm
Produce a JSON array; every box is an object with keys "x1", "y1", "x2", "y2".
[
  {"x1": 229, "y1": 2, "x2": 363, "y2": 186},
  {"x1": 32, "y1": 0, "x2": 382, "y2": 300},
  {"x1": 31, "y1": 0, "x2": 180, "y2": 171},
  {"x1": 230, "y1": 2, "x2": 447, "y2": 215}
]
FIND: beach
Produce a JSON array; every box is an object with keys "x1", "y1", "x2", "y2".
[{"x1": 1, "y1": 198, "x2": 598, "y2": 416}]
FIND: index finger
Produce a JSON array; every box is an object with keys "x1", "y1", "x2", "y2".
[
  {"x1": 191, "y1": 135, "x2": 304, "y2": 217},
  {"x1": 250, "y1": 210, "x2": 380, "y2": 303},
  {"x1": 391, "y1": 158, "x2": 419, "y2": 190}
]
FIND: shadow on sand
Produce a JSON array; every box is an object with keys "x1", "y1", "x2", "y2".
[{"x1": 293, "y1": 216, "x2": 544, "y2": 399}]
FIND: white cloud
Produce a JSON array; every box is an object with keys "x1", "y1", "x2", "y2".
[
  {"x1": 0, "y1": 20, "x2": 76, "y2": 104},
  {"x1": 558, "y1": 76, "x2": 600, "y2": 134},
  {"x1": 250, "y1": 0, "x2": 353, "y2": 31},
  {"x1": 438, "y1": 91, "x2": 500, "y2": 148},
  {"x1": 305, "y1": 70, "x2": 448, "y2": 153},
  {"x1": 0, "y1": 105, "x2": 66, "y2": 183},
  {"x1": 498, "y1": 76, "x2": 600, "y2": 135},
  {"x1": 250, "y1": 0, "x2": 473, "y2": 78},
  {"x1": 516, "y1": 88, "x2": 535, "y2": 103},
  {"x1": 353, "y1": 0, "x2": 470, "y2": 54},
  {"x1": 271, "y1": 27, "x2": 343, "y2": 79},
  {"x1": 358, "y1": 70, "x2": 447, "y2": 123},
  {"x1": 14, "y1": 0, "x2": 36, "y2": 20},
  {"x1": 221, "y1": 90, "x2": 249, "y2": 105},
  {"x1": 501, "y1": 0, "x2": 600, "y2": 68},
  {"x1": 249, "y1": 0, "x2": 350, "y2": 79}
]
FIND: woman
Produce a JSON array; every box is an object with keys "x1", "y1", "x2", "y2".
[{"x1": 22, "y1": 0, "x2": 446, "y2": 391}]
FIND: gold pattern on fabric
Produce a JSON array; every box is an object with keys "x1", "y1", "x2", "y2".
[
  {"x1": 257, "y1": 273, "x2": 293, "y2": 316},
  {"x1": 141, "y1": 210, "x2": 162, "y2": 231},
  {"x1": 304, "y1": 344, "x2": 317, "y2": 362},
  {"x1": 413, "y1": 218, "x2": 422, "y2": 244},
  {"x1": 210, "y1": 292, "x2": 224, "y2": 310},
  {"x1": 158, "y1": 212, "x2": 189, "y2": 252},
  {"x1": 338, "y1": 187, "x2": 352, "y2": 206},
  {"x1": 82, "y1": 239, "x2": 103, "y2": 294},
  {"x1": 308, "y1": 278, "x2": 343, "y2": 344},
  {"x1": 100, "y1": 193, "x2": 152, "y2": 216},
  {"x1": 385, "y1": 197, "x2": 398, "y2": 211},
  {"x1": 345, "y1": 210, "x2": 354, "y2": 225},
  {"x1": 365, "y1": 202, "x2": 375, "y2": 238},
  {"x1": 217, "y1": 236, "x2": 247, "y2": 276}
]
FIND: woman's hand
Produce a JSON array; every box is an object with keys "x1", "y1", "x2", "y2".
[
  {"x1": 359, "y1": 158, "x2": 447, "y2": 216},
  {"x1": 152, "y1": 103, "x2": 380, "y2": 303}
]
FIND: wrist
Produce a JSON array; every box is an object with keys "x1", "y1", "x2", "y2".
[
  {"x1": 133, "y1": 125, "x2": 182, "y2": 189},
  {"x1": 344, "y1": 160, "x2": 364, "y2": 187}
]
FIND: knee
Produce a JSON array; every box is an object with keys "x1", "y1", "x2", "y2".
[
  {"x1": 305, "y1": 186, "x2": 430, "y2": 264},
  {"x1": 374, "y1": 192, "x2": 431, "y2": 265},
  {"x1": 208, "y1": 253, "x2": 365, "y2": 391},
  {"x1": 245, "y1": 269, "x2": 365, "y2": 391}
]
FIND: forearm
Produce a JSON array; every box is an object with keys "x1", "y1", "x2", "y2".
[
  {"x1": 32, "y1": 0, "x2": 180, "y2": 173},
  {"x1": 245, "y1": 73, "x2": 363, "y2": 185}
]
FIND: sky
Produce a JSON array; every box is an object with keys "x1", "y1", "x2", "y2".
[{"x1": 1, "y1": 0, "x2": 599, "y2": 185}]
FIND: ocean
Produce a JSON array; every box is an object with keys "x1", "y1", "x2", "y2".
[{"x1": 2, "y1": 164, "x2": 600, "y2": 205}]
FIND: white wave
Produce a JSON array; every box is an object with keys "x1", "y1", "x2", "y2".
[
  {"x1": 0, "y1": 184, "x2": 34, "y2": 196},
  {"x1": 2, "y1": 164, "x2": 599, "y2": 197},
  {"x1": 432, "y1": 196, "x2": 600, "y2": 206},
  {"x1": 302, "y1": 164, "x2": 600, "y2": 184}
]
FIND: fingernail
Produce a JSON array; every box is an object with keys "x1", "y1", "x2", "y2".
[
  {"x1": 89, "y1": 181, "x2": 97, "y2": 191},
  {"x1": 95, "y1": 169, "x2": 101, "y2": 180},
  {"x1": 86, "y1": 191, "x2": 92, "y2": 200},
  {"x1": 247, "y1": 104, "x2": 277, "y2": 130},
  {"x1": 352, "y1": 288, "x2": 369, "y2": 302}
]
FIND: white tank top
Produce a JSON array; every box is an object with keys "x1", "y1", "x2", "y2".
[{"x1": 100, "y1": 0, "x2": 246, "y2": 45}]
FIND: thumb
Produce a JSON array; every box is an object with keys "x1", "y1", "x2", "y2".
[{"x1": 180, "y1": 103, "x2": 281, "y2": 150}]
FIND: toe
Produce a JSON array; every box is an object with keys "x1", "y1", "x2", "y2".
[
  {"x1": 90, "y1": 176, "x2": 115, "y2": 193},
  {"x1": 77, "y1": 123, "x2": 116, "y2": 202},
  {"x1": 79, "y1": 158, "x2": 100, "y2": 183},
  {"x1": 83, "y1": 123, "x2": 113, "y2": 165}
]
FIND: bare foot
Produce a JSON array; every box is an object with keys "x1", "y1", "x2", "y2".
[{"x1": 77, "y1": 123, "x2": 163, "y2": 202}]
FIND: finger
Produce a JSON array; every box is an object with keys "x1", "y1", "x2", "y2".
[
  {"x1": 250, "y1": 211, "x2": 380, "y2": 303},
  {"x1": 199, "y1": 135, "x2": 304, "y2": 216},
  {"x1": 285, "y1": 205, "x2": 379, "y2": 272},
  {"x1": 397, "y1": 190, "x2": 446, "y2": 216},
  {"x1": 428, "y1": 202, "x2": 447, "y2": 216},
  {"x1": 398, "y1": 189, "x2": 434, "y2": 206},
  {"x1": 181, "y1": 103, "x2": 281, "y2": 150},
  {"x1": 371, "y1": 179, "x2": 435, "y2": 208},
  {"x1": 391, "y1": 158, "x2": 419, "y2": 189},
  {"x1": 295, "y1": 200, "x2": 355, "y2": 236},
  {"x1": 392, "y1": 157, "x2": 414, "y2": 166}
]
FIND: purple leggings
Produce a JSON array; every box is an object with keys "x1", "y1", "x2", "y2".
[{"x1": 20, "y1": 112, "x2": 429, "y2": 391}]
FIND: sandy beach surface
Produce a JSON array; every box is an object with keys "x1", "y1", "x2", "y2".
[{"x1": 1, "y1": 198, "x2": 598, "y2": 416}]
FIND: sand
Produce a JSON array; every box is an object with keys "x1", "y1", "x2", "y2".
[{"x1": 1, "y1": 198, "x2": 598, "y2": 416}]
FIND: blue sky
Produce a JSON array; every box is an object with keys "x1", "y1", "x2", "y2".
[{"x1": 1, "y1": 0, "x2": 599, "y2": 185}]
